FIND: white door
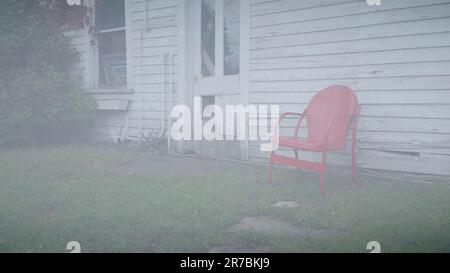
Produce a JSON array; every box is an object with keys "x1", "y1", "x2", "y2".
[{"x1": 188, "y1": 0, "x2": 249, "y2": 159}]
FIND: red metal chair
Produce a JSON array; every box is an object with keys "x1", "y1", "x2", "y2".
[{"x1": 268, "y1": 85, "x2": 361, "y2": 195}]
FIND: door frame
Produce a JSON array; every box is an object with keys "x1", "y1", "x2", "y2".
[{"x1": 177, "y1": 0, "x2": 250, "y2": 159}]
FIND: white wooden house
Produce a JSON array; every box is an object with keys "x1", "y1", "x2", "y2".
[{"x1": 65, "y1": 0, "x2": 450, "y2": 176}]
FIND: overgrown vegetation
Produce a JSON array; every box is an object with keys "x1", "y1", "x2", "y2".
[{"x1": 0, "y1": 0, "x2": 96, "y2": 145}]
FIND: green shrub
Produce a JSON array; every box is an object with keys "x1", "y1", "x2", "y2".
[
  {"x1": 0, "y1": 0, "x2": 96, "y2": 145},
  {"x1": 0, "y1": 69, "x2": 96, "y2": 145}
]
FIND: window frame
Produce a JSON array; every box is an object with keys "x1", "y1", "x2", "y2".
[
  {"x1": 86, "y1": 0, "x2": 133, "y2": 93},
  {"x1": 199, "y1": 0, "x2": 240, "y2": 78}
]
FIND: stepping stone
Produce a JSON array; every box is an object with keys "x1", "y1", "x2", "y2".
[
  {"x1": 229, "y1": 216, "x2": 346, "y2": 238},
  {"x1": 272, "y1": 201, "x2": 299, "y2": 208},
  {"x1": 229, "y1": 216, "x2": 310, "y2": 236}
]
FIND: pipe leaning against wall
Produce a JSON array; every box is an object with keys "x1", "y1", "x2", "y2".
[
  {"x1": 160, "y1": 55, "x2": 167, "y2": 138},
  {"x1": 136, "y1": 1, "x2": 173, "y2": 144},
  {"x1": 136, "y1": 0, "x2": 148, "y2": 139},
  {"x1": 136, "y1": 0, "x2": 151, "y2": 140},
  {"x1": 138, "y1": 31, "x2": 144, "y2": 137},
  {"x1": 167, "y1": 54, "x2": 175, "y2": 152}
]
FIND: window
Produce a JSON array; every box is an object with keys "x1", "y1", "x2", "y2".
[
  {"x1": 201, "y1": 0, "x2": 216, "y2": 77},
  {"x1": 95, "y1": 0, "x2": 126, "y2": 87},
  {"x1": 224, "y1": 0, "x2": 240, "y2": 75},
  {"x1": 200, "y1": 0, "x2": 240, "y2": 77}
]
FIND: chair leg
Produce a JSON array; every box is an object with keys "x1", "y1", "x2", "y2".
[
  {"x1": 351, "y1": 127, "x2": 358, "y2": 185},
  {"x1": 352, "y1": 108, "x2": 361, "y2": 185},
  {"x1": 320, "y1": 152, "x2": 328, "y2": 196},
  {"x1": 351, "y1": 148, "x2": 357, "y2": 185},
  {"x1": 268, "y1": 152, "x2": 274, "y2": 184},
  {"x1": 320, "y1": 171, "x2": 325, "y2": 196}
]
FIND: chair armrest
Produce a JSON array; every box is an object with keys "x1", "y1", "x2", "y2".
[
  {"x1": 278, "y1": 112, "x2": 306, "y2": 122},
  {"x1": 277, "y1": 111, "x2": 307, "y2": 138}
]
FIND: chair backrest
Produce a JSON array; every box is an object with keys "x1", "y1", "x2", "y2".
[{"x1": 306, "y1": 85, "x2": 358, "y2": 144}]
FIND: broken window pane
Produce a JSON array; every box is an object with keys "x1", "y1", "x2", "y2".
[{"x1": 98, "y1": 31, "x2": 127, "y2": 87}]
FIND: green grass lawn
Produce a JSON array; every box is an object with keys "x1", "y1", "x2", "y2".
[{"x1": 0, "y1": 144, "x2": 449, "y2": 253}]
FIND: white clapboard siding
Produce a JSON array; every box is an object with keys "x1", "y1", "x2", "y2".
[
  {"x1": 251, "y1": 2, "x2": 450, "y2": 38},
  {"x1": 252, "y1": 32, "x2": 450, "y2": 59},
  {"x1": 252, "y1": 17, "x2": 450, "y2": 50},
  {"x1": 251, "y1": 0, "x2": 450, "y2": 27},
  {"x1": 128, "y1": 0, "x2": 179, "y2": 138},
  {"x1": 248, "y1": 0, "x2": 450, "y2": 175},
  {"x1": 251, "y1": 90, "x2": 450, "y2": 104},
  {"x1": 251, "y1": 47, "x2": 450, "y2": 70},
  {"x1": 250, "y1": 76, "x2": 450, "y2": 95}
]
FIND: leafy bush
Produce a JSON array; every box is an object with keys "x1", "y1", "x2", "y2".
[{"x1": 0, "y1": 0, "x2": 96, "y2": 145}]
